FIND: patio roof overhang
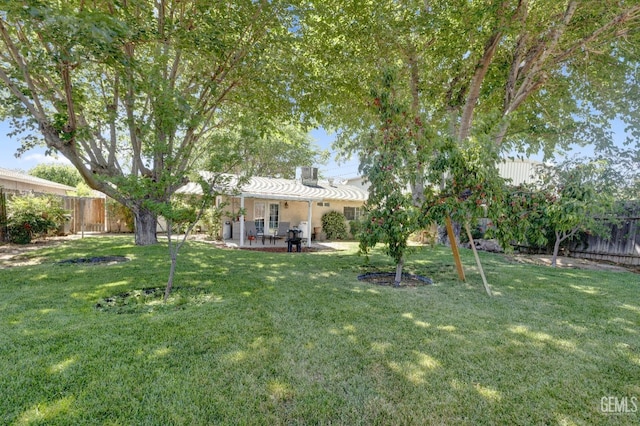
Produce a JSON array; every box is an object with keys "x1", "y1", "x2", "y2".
[{"x1": 237, "y1": 192, "x2": 323, "y2": 202}]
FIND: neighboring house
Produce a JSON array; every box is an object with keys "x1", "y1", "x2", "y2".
[
  {"x1": 178, "y1": 168, "x2": 368, "y2": 247},
  {"x1": 0, "y1": 167, "x2": 107, "y2": 234},
  {"x1": 0, "y1": 166, "x2": 77, "y2": 195},
  {"x1": 495, "y1": 158, "x2": 542, "y2": 186},
  {"x1": 346, "y1": 158, "x2": 543, "y2": 191}
]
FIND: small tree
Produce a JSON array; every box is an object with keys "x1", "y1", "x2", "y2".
[
  {"x1": 495, "y1": 158, "x2": 615, "y2": 266},
  {"x1": 354, "y1": 70, "x2": 427, "y2": 285},
  {"x1": 157, "y1": 148, "x2": 247, "y2": 302},
  {"x1": 539, "y1": 159, "x2": 614, "y2": 266}
]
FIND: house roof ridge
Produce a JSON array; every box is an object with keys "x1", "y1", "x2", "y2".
[{"x1": 0, "y1": 166, "x2": 77, "y2": 190}]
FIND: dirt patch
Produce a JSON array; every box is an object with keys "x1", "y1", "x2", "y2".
[
  {"x1": 57, "y1": 256, "x2": 129, "y2": 265},
  {"x1": 507, "y1": 254, "x2": 634, "y2": 273},
  {"x1": 0, "y1": 236, "x2": 77, "y2": 268},
  {"x1": 358, "y1": 272, "x2": 433, "y2": 287},
  {"x1": 95, "y1": 287, "x2": 164, "y2": 311}
]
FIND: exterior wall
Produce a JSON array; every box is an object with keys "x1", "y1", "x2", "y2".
[
  {"x1": 496, "y1": 159, "x2": 542, "y2": 186},
  {"x1": 223, "y1": 196, "x2": 366, "y2": 240}
]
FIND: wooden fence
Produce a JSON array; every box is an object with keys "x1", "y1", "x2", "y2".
[
  {"x1": 0, "y1": 188, "x2": 7, "y2": 242},
  {"x1": 568, "y1": 207, "x2": 640, "y2": 266},
  {"x1": 63, "y1": 196, "x2": 106, "y2": 234}
]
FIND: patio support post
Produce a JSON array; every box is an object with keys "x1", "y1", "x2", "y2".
[
  {"x1": 307, "y1": 200, "x2": 312, "y2": 247},
  {"x1": 239, "y1": 194, "x2": 245, "y2": 247}
]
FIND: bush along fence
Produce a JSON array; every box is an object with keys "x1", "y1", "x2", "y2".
[
  {"x1": 568, "y1": 204, "x2": 640, "y2": 266},
  {"x1": 0, "y1": 189, "x2": 114, "y2": 244}
]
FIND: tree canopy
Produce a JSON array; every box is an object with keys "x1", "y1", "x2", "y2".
[
  {"x1": 28, "y1": 163, "x2": 82, "y2": 187},
  {"x1": 298, "y1": 0, "x2": 640, "y2": 157},
  {"x1": 292, "y1": 0, "x2": 640, "y2": 276},
  {"x1": 0, "y1": 0, "x2": 300, "y2": 244},
  {"x1": 2, "y1": 0, "x2": 638, "y2": 253}
]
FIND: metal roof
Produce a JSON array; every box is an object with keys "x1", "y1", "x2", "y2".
[{"x1": 179, "y1": 174, "x2": 368, "y2": 202}]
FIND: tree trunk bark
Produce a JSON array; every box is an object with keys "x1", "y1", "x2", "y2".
[
  {"x1": 551, "y1": 232, "x2": 562, "y2": 267},
  {"x1": 133, "y1": 207, "x2": 158, "y2": 246},
  {"x1": 164, "y1": 253, "x2": 178, "y2": 302},
  {"x1": 394, "y1": 257, "x2": 405, "y2": 287}
]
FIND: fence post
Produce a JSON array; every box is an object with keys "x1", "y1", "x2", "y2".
[{"x1": 0, "y1": 188, "x2": 7, "y2": 242}]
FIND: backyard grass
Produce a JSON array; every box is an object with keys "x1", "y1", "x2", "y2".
[{"x1": 0, "y1": 235, "x2": 638, "y2": 425}]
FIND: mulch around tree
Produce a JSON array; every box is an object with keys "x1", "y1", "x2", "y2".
[
  {"x1": 57, "y1": 256, "x2": 130, "y2": 265},
  {"x1": 358, "y1": 272, "x2": 433, "y2": 287}
]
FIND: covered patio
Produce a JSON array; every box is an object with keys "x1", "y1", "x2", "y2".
[
  {"x1": 223, "y1": 177, "x2": 368, "y2": 247},
  {"x1": 180, "y1": 174, "x2": 368, "y2": 247}
]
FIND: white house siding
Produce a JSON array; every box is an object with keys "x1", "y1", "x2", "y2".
[
  {"x1": 346, "y1": 159, "x2": 542, "y2": 191},
  {"x1": 496, "y1": 159, "x2": 542, "y2": 186},
  {"x1": 0, "y1": 167, "x2": 76, "y2": 195}
]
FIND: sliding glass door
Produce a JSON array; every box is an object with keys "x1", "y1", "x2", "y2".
[{"x1": 254, "y1": 201, "x2": 279, "y2": 234}]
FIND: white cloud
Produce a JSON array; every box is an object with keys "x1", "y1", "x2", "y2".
[{"x1": 22, "y1": 152, "x2": 71, "y2": 165}]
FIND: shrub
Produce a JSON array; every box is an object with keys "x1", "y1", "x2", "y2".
[
  {"x1": 460, "y1": 223, "x2": 485, "y2": 243},
  {"x1": 349, "y1": 219, "x2": 365, "y2": 239},
  {"x1": 321, "y1": 211, "x2": 348, "y2": 240},
  {"x1": 201, "y1": 205, "x2": 225, "y2": 240},
  {"x1": 7, "y1": 194, "x2": 67, "y2": 244}
]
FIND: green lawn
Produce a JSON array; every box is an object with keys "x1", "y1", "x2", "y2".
[{"x1": 1, "y1": 236, "x2": 638, "y2": 425}]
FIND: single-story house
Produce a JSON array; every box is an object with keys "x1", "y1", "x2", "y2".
[
  {"x1": 0, "y1": 167, "x2": 108, "y2": 234},
  {"x1": 0, "y1": 166, "x2": 77, "y2": 195},
  {"x1": 178, "y1": 169, "x2": 368, "y2": 247},
  {"x1": 176, "y1": 159, "x2": 542, "y2": 247}
]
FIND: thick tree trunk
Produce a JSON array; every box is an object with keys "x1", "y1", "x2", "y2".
[{"x1": 133, "y1": 207, "x2": 158, "y2": 246}]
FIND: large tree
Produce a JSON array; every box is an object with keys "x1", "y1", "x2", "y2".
[
  {"x1": 300, "y1": 0, "x2": 640, "y2": 156},
  {"x1": 0, "y1": 0, "x2": 297, "y2": 245},
  {"x1": 199, "y1": 122, "x2": 329, "y2": 179},
  {"x1": 295, "y1": 0, "x2": 640, "y2": 272}
]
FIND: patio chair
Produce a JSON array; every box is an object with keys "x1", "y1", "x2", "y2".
[
  {"x1": 270, "y1": 222, "x2": 290, "y2": 244},
  {"x1": 244, "y1": 221, "x2": 265, "y2": 245}
]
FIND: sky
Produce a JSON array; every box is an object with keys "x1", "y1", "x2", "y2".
[
  {"x1": 0, "y1": 119, "x2": 632, "y2": 181},
  {"x1": 0, "y1": 121, "x2": 364, "y2": 179}
]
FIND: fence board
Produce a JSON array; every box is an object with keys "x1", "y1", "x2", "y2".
[
  {"x1": 0, "y1": 188, "x2": 6, "y2": 242},
  {"x1": 568, "y1": 207, "x2": 640, "y2": 265}
]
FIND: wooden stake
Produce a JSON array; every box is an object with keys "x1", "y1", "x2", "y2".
[
  {"x1": 445, "y1": 215, "x2": 466, "y2": 282},
  {"x1": 465, "y1": 222, "x2": 493, "y2": 297}
]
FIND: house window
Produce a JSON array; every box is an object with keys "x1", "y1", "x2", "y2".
[
  {"x1": 343, "y1": 206, "x2": 362, "y2": 221},
  {"x1": 269, "y1": 203, "x2": 279, "y2": 230}
]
